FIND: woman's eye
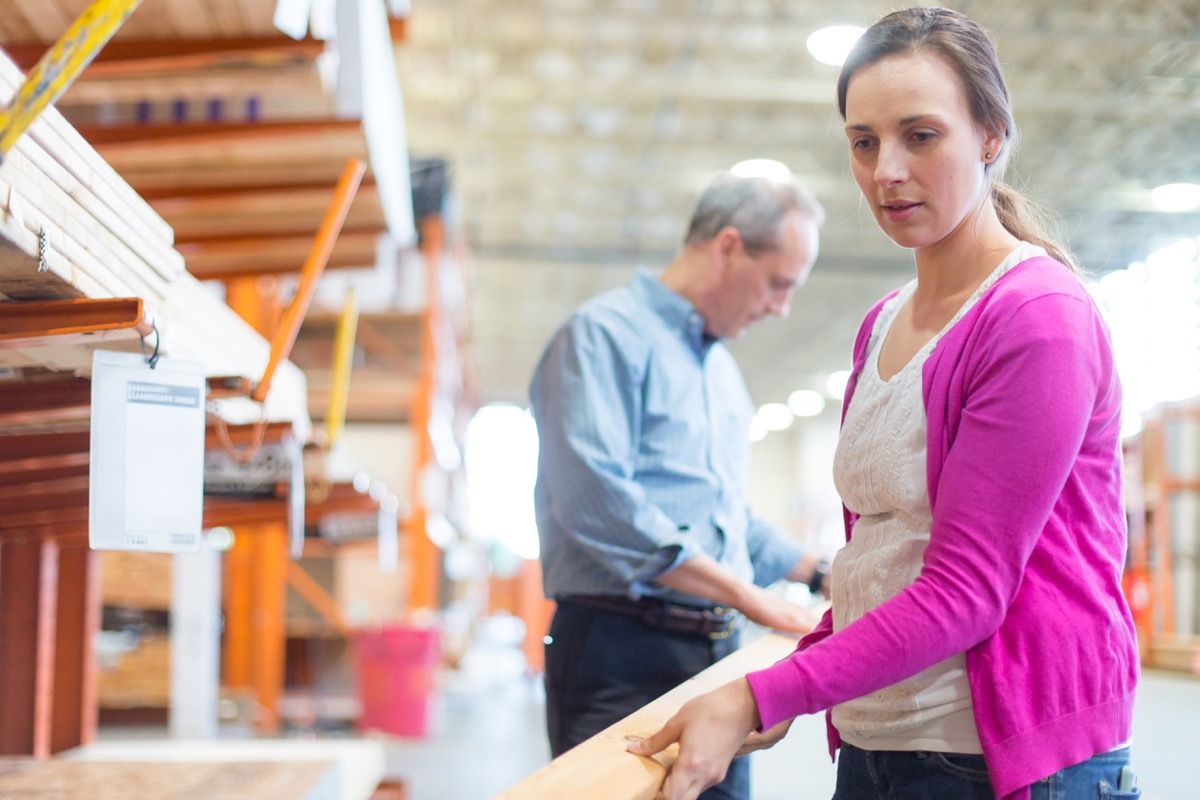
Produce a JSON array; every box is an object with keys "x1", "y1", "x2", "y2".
[{"x1": 911, "y1": 131, "x2": 935, "y2": 143}]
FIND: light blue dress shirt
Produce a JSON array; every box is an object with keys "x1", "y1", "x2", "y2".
[{"x1": 529, "y1": 269, "x2": 804, "y2": 606}]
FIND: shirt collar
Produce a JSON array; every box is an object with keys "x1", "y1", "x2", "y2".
[{"x1": 630, "y1": 268, "x2": 713, "y2": 355}]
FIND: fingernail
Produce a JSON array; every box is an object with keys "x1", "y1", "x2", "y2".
[{"x1": 624, "y1": 735, "x2": 644, "y2": 750}]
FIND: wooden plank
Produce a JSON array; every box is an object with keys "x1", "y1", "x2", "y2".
[
  {"x1": 0, "y1": 206, "x2": 87, "y2": 300},
  {"x1": 0, "y1": 48, "x2": 178, "y2": 249},
  {"x1": 180, "y1": 229, "x2": 381, "y2": 279},
  {"x1": 2, "y1": 35, "x2": 324, "y2": 76},
  {"x1": 0, "y1": 758, "x2": 340, "y2": 798},
  {"x1": 0, "y1": 376, "x2": 90, "y2": 427},
  {"x1": 0, "y1": 538, "x2": 59, "y2": 757},
  {"x1": 53, "y1": 62, "x2": 325, "y2": 106},
  {"x1": 0, "y1": 145, "x2": 182, "y2": 287},
  {"x1": 156, "y1": 182, "x2": 384, "y2": 241},
  {"x1": 496, "y1": 633, "x2": 801, "y2": 799},
  {"x1": 5, "y1": 136, "x2": 183, "y2": 283},
  {"x1": 51, "y1": 543, "x2": 100, "y2": 753}
]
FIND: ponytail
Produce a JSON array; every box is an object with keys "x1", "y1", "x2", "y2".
[{"x1": 990, "y1": 182, "x2": 1080, "y2": 273}]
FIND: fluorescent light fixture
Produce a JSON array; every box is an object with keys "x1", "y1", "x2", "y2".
[
  {"x1": 787, "y1": 389, "x2": 826, "y2": 417},
  {"x1": 731, "y1": 159, "x2": 792, "y2": 182},
  {"x1": 827, "y1": 370, "x2": 852, "y2": 399},
  {"x1": 1151, "y1": 182, "x2": 1200, "y2": 212},
  {"x1": 756, "y1": 402, "x2": 794, "y2": 432},
  {"x1": 806, "y1": 25, "x2": 866, "y2": 67}
]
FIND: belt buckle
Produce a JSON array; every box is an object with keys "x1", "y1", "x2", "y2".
[{"x1": 707, "y1": 606, "x2": 736, "y2": 640}]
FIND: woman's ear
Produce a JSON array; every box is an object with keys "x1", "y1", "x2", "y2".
[{"x1": 981, "y1": 129, "x2": 1005, "y2": 164}]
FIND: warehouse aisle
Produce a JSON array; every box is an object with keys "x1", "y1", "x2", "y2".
[{"x1": 384, "y1": 622, "x2": 1198, "y2": 800}]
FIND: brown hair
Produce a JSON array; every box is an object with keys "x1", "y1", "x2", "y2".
[{"x1": 836, "y1": 7, "x2": 1079, "y2": 271}]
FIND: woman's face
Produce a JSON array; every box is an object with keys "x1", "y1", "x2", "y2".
[{"x1": 843, "y1": 52, "x2": 1001, "y2": 253}]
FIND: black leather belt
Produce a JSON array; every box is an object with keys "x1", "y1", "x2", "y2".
[{"x1": 560, "y1": 594, "x2": 739, "y2": 640}]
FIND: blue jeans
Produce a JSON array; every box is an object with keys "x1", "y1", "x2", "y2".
[
  {"x1": 1029, "y1": 746, "x2": 1141, "y2": 800},
  {"x1": 544, "y1": 600, "x2": 746, "y2": 800},
  {"x1": 834, "y1": 743, "x2": 1141, "y2": 799}
]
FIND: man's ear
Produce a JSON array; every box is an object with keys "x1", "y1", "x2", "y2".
[{"x1": 713, "y1": 226, "x2": 741, "y2": 270}]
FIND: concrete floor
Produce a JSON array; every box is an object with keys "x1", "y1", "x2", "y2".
[{"x1": 384, "y1": 628, "x2": 1197, "y2": 800}]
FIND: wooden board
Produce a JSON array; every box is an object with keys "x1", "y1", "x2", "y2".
[
  {"x1": 0, "y1": 758, "x2": 339, "y2": 800},
  {"x1": 495, "y1": 632, "x2": 802, "y2": 800}
]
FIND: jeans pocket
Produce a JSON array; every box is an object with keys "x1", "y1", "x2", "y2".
[
  {"x1": 1098, "y1": 787, "x2": 1141, "y2": 800},
  {"x1": 930, "y1": 752, "x2": 991, "y2": 782}
]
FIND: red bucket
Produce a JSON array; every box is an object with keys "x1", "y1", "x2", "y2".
[{"x1": 353, "y1": 625, "x2": 440, "y2": 737}]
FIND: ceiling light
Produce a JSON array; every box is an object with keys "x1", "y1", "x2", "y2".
[
  {"x1": 787, "y1": 389, "x2": 826, "y2": 417},
  {"x1": 755, "y1": 402, "x2": 794, "y2": 431},
  {"x1": 731, "y1": 159, "x2": 792, "y2": 182},
  {"x1": 1151, "y1": 183, "x2": 1200, "y2": 212},
  {"x1": 806, "y1": 26, "x2": 866, "y2": 67},
  {"x1": 826, "y1": 370, "x2": 852, "y2": 399}
]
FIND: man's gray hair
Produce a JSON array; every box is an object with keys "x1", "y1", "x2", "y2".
[{"x1": 684, "y1": 173, "x2": 825, "y2": 256}]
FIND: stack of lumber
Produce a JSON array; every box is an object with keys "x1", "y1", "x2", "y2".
[{"x1": 0, "y1": 48, "x2": 306, "y2": 425}]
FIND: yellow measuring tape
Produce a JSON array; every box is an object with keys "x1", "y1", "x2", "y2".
[{"x1": 0, "y1": 0, "x2": 143, "y2": 160}]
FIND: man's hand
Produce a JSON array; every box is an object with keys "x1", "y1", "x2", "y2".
[
  {"x1": 741, "y1": 586, "x2": 821, "y2": 634},
  {"x1": 626, "y1": 678, "x2": 763, "y2": 800},
  {"x1": 654, "y1": 553, "x2": 821, "y2": 634}
]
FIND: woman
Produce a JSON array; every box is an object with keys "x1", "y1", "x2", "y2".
[{"x1": 628, "y1": 8, "x2": 1140, "y2": 800}]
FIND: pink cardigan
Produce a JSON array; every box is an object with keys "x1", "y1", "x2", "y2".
[{"x1": 746, "y1": 256, "x2": 1138, "y2": 799}]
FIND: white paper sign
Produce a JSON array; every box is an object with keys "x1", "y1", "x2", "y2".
[{"x1": 90, "y1": 350, "x2": 205, "y2": 552}]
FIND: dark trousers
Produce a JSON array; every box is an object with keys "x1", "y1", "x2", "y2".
[
  {"x1": 834, "y1": 743, "x2": 995, "y2": 800},
  {"x1": 544, "y1": 599, "x2": 749, "y2": 800}
]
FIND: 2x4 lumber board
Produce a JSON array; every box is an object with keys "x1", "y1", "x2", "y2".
[
  {"x1": 0, "y1": 538, "x2": 59, "y2": 757},
  {"x1": 159, "y1": 183, "x2": 384, "y2": 241},
  {"x1": 0, "y1": 474, "x2": 89, "y2": 503},
  {"x1": 76, "y1": 118, "x2": 362, "y2": 146},
  {"x1": 1, "y1": 174, "x2": 166, "y2": 303},
  {"x1": 180, "y1": 229, "x2": 383, "y2": 280},
  {"x1": 0, "y1": 464, "x2": 89, "y2": 490},
  {"x1": 53, "y1": 61, "x2": 325, "y2": 106},
  {"x1": 4, "y1": 133, "x2": 182, "y2": 283},
  {"x1": 1, "y1": 144, "x2": 181, "y2": 288},
  {"x1": 0, "y1": 429, "x2": 90, "y2": 468},
  {"x1": 0, "y1": 376, "x2": 90, "y2": 426},
  {"x1": 2, "y1": 35, "x2": 324, "y2": 77},
  {"x1": 0, "y1": 297, "x2": 147, "y2": 347},
  {"x1": 0, "y1": 206, "x2": 88, "y2": 300},
  {"x1": 0, "y1": 758, "x2": 339, "y2": 798},
  {"x1": 0, "y1": 50, "x2": 177, "y2": 250},
  {"x1": 497, "y1": 632, "x2": 801, "y2": 800}
]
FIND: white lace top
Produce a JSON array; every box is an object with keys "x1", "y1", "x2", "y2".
[{"x1": 830, "y1": 243, "x2": 1044, "y2": 754}]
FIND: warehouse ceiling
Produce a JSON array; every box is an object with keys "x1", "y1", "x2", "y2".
[{"x1": 2, "y1": 0, "x2": 1199, "y2": 411}]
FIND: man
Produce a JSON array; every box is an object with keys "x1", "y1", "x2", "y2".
[{"x1": 528, "y1": 171, "x2": 827, "y2": 800}]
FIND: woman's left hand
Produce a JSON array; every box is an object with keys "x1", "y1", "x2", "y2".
[{"x1": 626, "y1": 678, "x2": 763, "y2": 800}]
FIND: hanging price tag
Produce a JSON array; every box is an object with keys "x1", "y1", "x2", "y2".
[{"x1": 89, "y1": 349, "x2": 205, "y2": 552}]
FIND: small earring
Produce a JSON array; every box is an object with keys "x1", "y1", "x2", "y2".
[{"x1": 984, "y1": 152, "x2": 993, "y2": 161}]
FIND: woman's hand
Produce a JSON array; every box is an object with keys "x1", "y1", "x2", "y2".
[
  {"x1": 626, "y1": 678, "x2": 765, "y2": 800},
  {"x1": 734, "y1": 718, "x2": 793, "y2": 757}
]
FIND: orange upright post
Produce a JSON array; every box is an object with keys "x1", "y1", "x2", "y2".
[{"x1": 407, "y1": 215, "x2": 446, "y2": 613}]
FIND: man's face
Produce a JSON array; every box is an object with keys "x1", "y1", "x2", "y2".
[{"x1": 708, "y1": 209, "x2": 819, "y2": 339}]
